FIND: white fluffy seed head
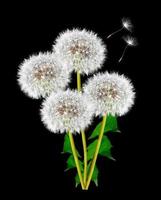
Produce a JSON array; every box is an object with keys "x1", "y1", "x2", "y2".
[
  {"x1": 123, "y1": 36, "x2": 138, "y2": 46},
  {"x1": 53, "y1": 28, "x2": 107, "y2": 75},
  {"x1": 17, "y1": 52, "x2": 70, "y2": 99},
  {"x1": 40, "y1": 90, "x2": 94, "y2": 134},
  {"x1": 122, "y1": 18, "x2": 133, "y2": 31},
  {"x1": 83, "y1": 72, "x2": 135, "y2": 117}
]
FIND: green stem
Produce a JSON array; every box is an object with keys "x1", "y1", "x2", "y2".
[
  {"x1": 77, "y1": 71, "x2": 81, "y2": 92},
  {"x1": 68, "y1": 132, "x2": 85, "y2": 189},
  {"x1": 81, "y1": 130, "x2": 87, "y2": 187},
  {"x1": 85, "y1": 115, "x2": 107, "y2": 189},
  {"x1": 76, "y1": 71, "x2": 87, "y2": 188}
]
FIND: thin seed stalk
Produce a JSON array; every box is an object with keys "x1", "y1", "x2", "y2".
[
  {"x1": 77, "y1": 71, "x2": 88, "y2": 187},
  {"x1": 86, "y1": 115, "x2": 107, "y2": 189},
  {"x1": 68, "y1": 132, "x2": 85, "y2": 189}
]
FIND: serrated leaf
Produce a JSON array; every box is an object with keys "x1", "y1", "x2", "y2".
[
  {"x1": 87, "y1": 136, "x2": 112, "y2": 161},
  {"x1": 75, "y1": 173, "x2": 80, "y2": 187},
  {"x1": 65, "y1": 155, "x2": 83, "y2": 172},
  {"x1": 87, "y1": 140, "x2": 97, "y2": 161},
  {"x1": 100, "y1": 150, "x2": 116, "y2": 161},
  {"x1": 62, "y1": 134, "x2": 81, "y2": 157},
  {"x1": 65, "y1": 155, "x2": 75, "y2": 171},
  {"x1": 116, "y1": 130, "x2": 121, "y2": 133},
  {"x1": 90, "y1": 164, "x2": 99, "y2": 186},
  {"x1": 63, "y1": 134, "x2": 72, "y2": 154},
  {"x1": 89, "y1": 115, "x2": 118, "y2": 140}
]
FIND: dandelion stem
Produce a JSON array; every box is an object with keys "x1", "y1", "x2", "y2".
[
  {"x1": 77, "y1": 71, "x2": 81, "y2": 92},
  {"x1": 107, "y1": 27, "x2": 123, "y2": 39},
  {"x1": 81, "y1": 130, "x2": 87, "y2": 187},
  {"x1": 85, "y1": 115, "x2": 107, "y2": 189},
  {"x1": 68, "y1": 131, "x2": 85, "y2": 189},
  {"x1": 77, "y1": 71, "x2": 88, "y2": 188},
  {"x1": 118, "y1": 45, "x2": 128, "y2": 62}
]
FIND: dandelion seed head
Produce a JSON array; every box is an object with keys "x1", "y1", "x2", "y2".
[
  {"x1": 17, "y1": 52, "x2": 70, "y2": 99},
  {"x1": 122, "y1": 18, "x2": 133, "y2": 31},
  {"x1": 124, "y1": 36, "x2": 138, "y2": 46},
  {"x1": 41, "y1": 90, "x2": 95, "y2": 133},
  {"x1": 53, "y1": 28, "x2": 107, "y2": 75},
  {"x1": 83, "y1": 72, "x2": 135, "y2": 116}
]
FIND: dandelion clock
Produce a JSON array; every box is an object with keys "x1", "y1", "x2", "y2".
[
  {"x1": 83, "y1": 72, "x2": 135, "y2": 117},
  {"x1": 41, "y1": 90, "x2": 94, "y2": 134},
  {"x1": 18, "y1": 52, "x2": 70, "y2": 99},
  {"x1": 53, "y1": 29, "x2": 106, "y2": 75}
]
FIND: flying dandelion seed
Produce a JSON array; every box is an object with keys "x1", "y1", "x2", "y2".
[
  {"x1": 107, "y1": 18, "x2": 133, "y2": 39},
  {"x1": 118, "y1": 36, "x2": 138, "y2": 62}
]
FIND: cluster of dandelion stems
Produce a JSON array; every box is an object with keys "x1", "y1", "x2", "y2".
[
  {"x1": 67, "y1": 71, "x2": 107, "y2": 190},
  {"x1": 18, "y1": 27, "x2": 136, "y2": 190}
]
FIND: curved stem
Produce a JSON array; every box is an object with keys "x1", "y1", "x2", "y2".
[
  {"x1": 86, "y1": 115, "x2": 107, "y2": 189},
  {"x1": 68, "y1": 132, "x2": 85, "y2": 189},
  {"x1": 107, "y1": 27, "x2": 123, "y2": 39},
  {"x1": 118, "y1": 45, "x2": 128, "y2": 62},
  {"x1": 76, "y1": 71, "x2": 87, "y2": 187},
  {"x1": 81, "y1": 130, "x2": 87, "y2": 187}
]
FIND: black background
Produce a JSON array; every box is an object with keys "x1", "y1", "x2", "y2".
[{"x1": 2, "y1": 1, "x2": 157, "y2": 198}]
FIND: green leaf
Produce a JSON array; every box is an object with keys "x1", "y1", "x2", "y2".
[
  {"x1": 100, "y1": 150, "x2": 116, "y2": 161},
  {"x1": 62, "y1": 134, "x2": 81, "y2": 157},
  {"x1": 92, "y1": 165, "x2": 99, "y2": 186},
  {"x1": 75, "y1": 173, "x2": 80, "y2": 187},
  {"x1": 65, "y1": 155, "x2": 75, "y2": 171},
  {"x1": 63, "y1": 134, "x2": 72, "y2": 154},
  {"x1": 87, "y1": 163, "x2": 99, "y2": 186},
  {"x1": 65, "y1": 155, "x2": 83, "y2": 172},
  {"x1": 89, "y1": 115, "x2": 118, "y2": 140},
  {"x1": 99, "y1": 136, "x2": 113, "y2": 160},
  {"x1": 87, "y1": 140, "x2": 97, "y2": 161},
  {"x1": 87, "y1": 136, "x2": 112, "y2": 161}
]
